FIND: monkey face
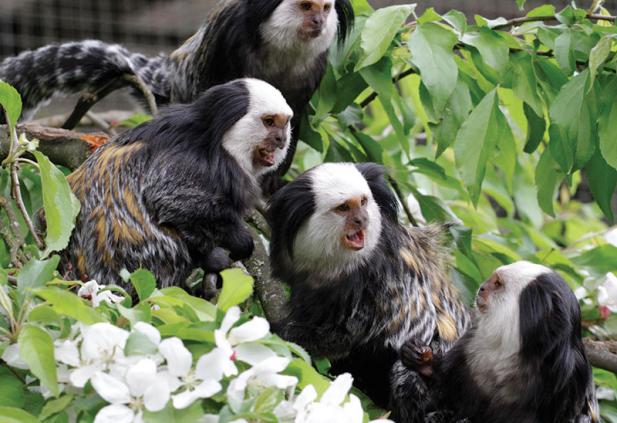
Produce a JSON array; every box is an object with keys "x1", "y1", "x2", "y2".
[
  {"x1": 476, "y1": 261, "x2": 552, "y2": 314},
  {"x1": 222, "y1": 79, "x2": 293, "y2": 178},
  {"x1": 296, "y1": 0, "x2": 335, "y2": 40},
  {"x1": 292, "y1": 163, "x2": 382, "y2": 276},
  {"x1": 262, "y1": 0, "x2": 338, "y2": 49},
  {"x1": 252, "y1": 113, "x2": 292, "y2": 169}
]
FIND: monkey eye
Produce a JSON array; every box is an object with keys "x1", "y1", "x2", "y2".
[
  {"x1": 335, "y1": 203, "x2": 350, "y2": 212},
  {"x1": 262, "y1": 117, "x2": 275, "y2": 127},
  {"x1": 300, "y1": 1, "x2": 312, "y2": 11},
  {"x1": 324, "y1": 3, "x2": 332, "y2": 12},
  {"x1": 361, "y1": 196, "x2": 368, "y2": 206},
  {"x1": 494, "y1": 277, "x2": 503, "y2": 288}
]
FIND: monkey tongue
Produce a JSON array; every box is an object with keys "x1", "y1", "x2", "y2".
[
  {"x1": 344, "y1": 230, "x2": 365, "y2": 250},
  {"x1": 257, "y1": 148, "x2": 276, "y2": 167}
]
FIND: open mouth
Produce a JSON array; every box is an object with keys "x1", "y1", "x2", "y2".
[
  {"x1": 343, "y1": 230, "x2": 365, "y2": 250},
  {"x1": 256, "y1": 147, "x2": 276, "y2": 167}
]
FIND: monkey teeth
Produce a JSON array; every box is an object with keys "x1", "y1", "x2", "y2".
[
  {"x1": 257, "y1": 148, "x2": 276, "y2": 167},
  {"x1": 344, "y1": 230, "x2": 365, "y2": 250}
]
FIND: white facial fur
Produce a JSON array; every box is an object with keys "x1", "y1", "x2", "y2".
[
  {"x1": 292, "y1": 163, "x2": 382, "y2": 280},
  {"x1": 466, "y1": 260, "x2": 552, "y2": 401},
  {"x1": 222, "y1": 78, "x2": 293, "y2": 179},
  {"x1": 260, "y1": 0, "x2": 338, "y2": 58}
]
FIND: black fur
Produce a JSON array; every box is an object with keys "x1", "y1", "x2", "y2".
[
  {"x1": 268, "y1": 162, "x2": 469, "y2": 417},
  {"x1": 403, "y1": 269, "x2": 598, "y2": 423},
  {"x1": 62, "y1": 79, "x2": 259, "y2": 288}
]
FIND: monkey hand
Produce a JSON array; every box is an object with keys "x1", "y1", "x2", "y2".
[
  {"x1": 401, "y1": 339, "x2": 434, "y2": 378},
  {"x1": 226, "y1": 228, "x2": 255, "y2": 261}
]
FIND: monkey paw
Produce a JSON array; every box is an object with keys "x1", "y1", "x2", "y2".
[{"x1": 401, "y1": 339, "x2": 434, "y2": 377}]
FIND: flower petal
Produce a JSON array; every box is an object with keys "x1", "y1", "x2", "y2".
[
  {"x1": 228, "y1": 317, "x2": 269, "y2": 345},
  {"x1": 78, "y1": 280, "x2": 100, "y2": 299},
  {"x1": 81, "y1": 323, "x2": 129, "y2": 362},
  {"x1": 143, "y1": 376, "x2": 171, "y2": 412},
  {"x1": 55, "y1": 339, "x2": 80, "y2": 367},
  {"x1": 91, "y1": 371, "x2": 131, "y2": 404},
  {"x1": 172, "y1": 389, "x2": 201, "y2": 410},
  {"x1": 294, "y1": 385, "x2": 317, "y2": 412},
  {"x1": 321, "y1": 373, "x2": 353, "y2": 406},
  {"x1": 257, "y1": 373, "x2": 298, "y2": 390},
  {"x1": 195, "y1": 347, "x2": 236, "y2": 381},
  {"x1": 193, "y1": 379, "x2": 222, "y2": 399},
  {"x1": 252, "y1": 356, "x2": 290, "y2": 375},
  {"x1": 234, "y1": 343, "x2": 276, "y2": 366},
  {"x1": 342, "y1": 394, "x2": 363, "y2": 423},
  {"x1": 159, "y1": 337, "x2": 192, "y2": 378},
  {"x1": 220, "y1": 306, "x2": 241, "y2": 334},
  {"x1": 126, "y1": 358, "x2": 157, "y2": 397},
  {"x1": 133, "y1": 322, "x2": 161, "y2": 346},
  {"x1": 1, "y1": 343, "x2": 29, "y2": 369},
  {"x1": 94, "y1": 404, "x2": 134, "y2": 423},
  {"x1": 70, "y1": 363, "x2": 101, "y2": 388},
  {"x1": 196, "y1": 414, "x2": 220, "y2": 423}
]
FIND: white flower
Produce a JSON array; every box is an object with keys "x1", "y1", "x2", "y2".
[
  {"x1": 284, "y1": 374, "x2": 394, "y2": 423},
  {"x1": 92, "y1": 358, "x2": 170, "y2": 423},
  {"x1": 78, "y1": 280, "x2": 124, "y2": 307},
  {"x1": 598, "y1": 273, "x2": 617, "y2": 312},
  {"x1": 227, "y1": 356, "x2": 297, "y2": 411},
  {"x1": 69, "y1": 323, "x2": 130, "y2": 388},
  {"x1": 158, "y1": 337, "x2": 222, "y2": 409},
  {"x1": 213, "y1": 306, "x2": 276, "y2": 370},
  {"x1": 1, "y1": 343, "x2": 29, "y2": 369}
]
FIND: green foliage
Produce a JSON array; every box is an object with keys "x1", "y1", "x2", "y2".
[{"x1": 217, "y1": 268, "x2": 255, "y2": 311}]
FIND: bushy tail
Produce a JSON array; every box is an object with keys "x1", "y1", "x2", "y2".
[{"x1": 0, "y1": 40, "x2": 168, "y2": 120}]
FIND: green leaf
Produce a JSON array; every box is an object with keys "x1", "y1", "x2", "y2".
[
  {"x1": 572, "y1": 245, "x2": 617, "y2": 274},
  {"x1": 516, "y1": 0, "x2": 526, "y2": 9},
  {"x1": 39, "y1": 395, "x2": 73, "y2": 420},
  {"x1": 598, "y1": 78, "x2": 617, "y2": 171},
  {"x1": 356, "y1": 4, "x2": 415, "y2": 70},
  {"x1": 548, "y1": 70, "x2": 596, "y2": 172},
  {"x1": 0, "y1": 406, "x2": 39, "y2": 423},
  {"x1": 18, "y1": 325, "x2": 59, "y2": 397},
  {"x1": 535, "y1": 148, "x2": 564, "y2": 216},
  {"x1": 453, "y1": 89, "x2": 502, "y2": 205},
  {"x1": 589, "y1": 36, "x2": 613, "y2": 83},
  {"x1": 509, "y1": 52, "x2": 543, "y2": 116},
  {"x1": 17, "y1": 256, "x2": 60, "y2": 303},
  {"x1": 554, "y1": 30, "x2": 575, "y2": 74},
  {"x1": 442, "y1": 10, "x2": 467, "y2": 34},
  {"x1": 433, "y1": 79, "x2": 473, "y2": 156},
  {"x1": 143, "y1": 401, "x2": 203, "y2": 423},
  {"x1": 125, "y1": 331, "x2": 158, "y2": 356},
  {"x1": 586, "y1": 150, "x2": 617, "y2": 222},
  {"x1": 461, "y1": 28, "x2": 509, "y2": 75},
  {"x1": 284, "y1": 358, "x2": 330, "y2": 395},
  {"x1": 0, "y1": 81, "x2": 22, "y2": 129},
  {"x1": 216, "y1": 269, "x2": 254, "y2": 311},
  {"x1": 0, "y1": 367, "x2": 26, "y2": 408},
  {"x1": 353, "y1": 132, "x2": 383, "y2": 163},
  {"x1": 527, "y1": 4, "x2": 555, "y2": 17},
  {"x1": 350, "y1": 0, "x2": 373, "y2": 15},
  {"x1": 523, "y1": 103, "x2": 546, "y2": 154},
  {"x1": 417, "y1": 7, "x2": 441, "y2": 24},
  {"x1": 34, "y1": 287, "x2": 104, "y2": 324},
  {"x1": 128, "y1": 269, "x2": 156, "y2": 301},
  {"x1": 408, "y1": 23, "x2": 459, "y2": 113},
  {"x1": 33, "y1": 152, "x2": 80, "y2": 258}
]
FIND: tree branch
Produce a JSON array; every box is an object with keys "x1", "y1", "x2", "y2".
[
  {"x1": 245, "y1": 210, "x2": 287, "y2": 324},
  {"x1": 584, "y1": 338, "x2": 617, "y2": 374},
  {"x1": 0, "y1": 124, "x2": 108, "y2": 170},
  {"x1": 360, "y1": 67, "x2": 416, "y2": 109},
  {"x1": 62, "y1": 79, "x2": 127, "y2": 130},
  {"x1": 492, "y1": 13, "x2": 616, "y2": 30},
  {"x1": 0, "y1": 195, "x2": 25, "y2": 267},
  {"x1": 124, "y1": 74, "x2": 158, "y2": 116}
]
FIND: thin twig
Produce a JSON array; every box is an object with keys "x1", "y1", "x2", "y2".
[
  {"x1": 85, "y1": 112, "x2": 117, "y2": 136},
  {"x1": 124, "y1": 74, "x2": 158, "y2": 116},
  {"x1": 62, "y1": 78, "x2": 127, "y2": 130},
  {"x1": 360, "y1": 68, "x2": 417, "y2": 108},
  {"x1": 0, "y1": 195, "x2": 24, "y2": 267},
  {"x1": 17, "y1": 157, "x2": 39, "y2": 168},
  {"x1": 10, "y1": 163, "x2": 44, "y2": 249},
  {"x1": 388, "y1": 175, "x2": 418, "y2": 227},
  {"x1": 493, "y1": 13, "x2": 616, "y2": 30}
]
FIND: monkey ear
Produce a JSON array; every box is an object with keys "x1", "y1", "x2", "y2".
[
  {"x1": 518, "y1": 273, "x2": 577, "y2": 359},
  {"x1": 355, "y1": 163, "x2": 398, "y2": 222},
  {"x1": 335, "y1": 0, "x2": 355, "y2": 42}
]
